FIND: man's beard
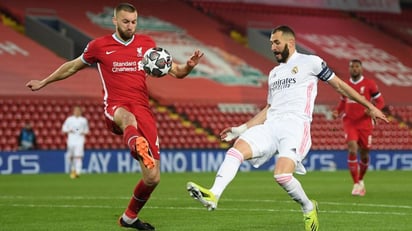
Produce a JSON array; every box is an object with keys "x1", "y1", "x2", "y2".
[
  {"x1": 118, "y1": 28, "x2": 134, "y2": 41},
  {"x1": 274, "y1": 44, "x2": 289, "y2": 63},
  {"x1": 351, "y1": 73, "x2": 361, "y2": 79}
]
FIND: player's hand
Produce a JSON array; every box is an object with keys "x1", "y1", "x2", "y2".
[
  {"x1": 367, "y1": 107, "x2": 389, "y2": 123},
  {"x1": 186, "y1": 49, "x2": 204, "y2": 68},
  {"x1": 26, "y1": 80, "x2": 45, "y2": 91},
  {"x1": 220, "y1": 124, "x2": 247, "y2": 142}
]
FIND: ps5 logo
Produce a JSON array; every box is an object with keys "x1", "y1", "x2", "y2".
[{"x1": 0, "y1": 154, "x2": 40, "y2": 174}]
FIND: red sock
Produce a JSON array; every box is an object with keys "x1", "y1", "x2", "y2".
[
  {"x1": 359, "y1": 157, "x2": 369, "y2": 181},
  {"x1": 347, "y1": 154, "x2": 359, "y2": 184},
  {"x1": 123, "y1": 125, "x2": 139, "y2": 151},
  {"x1": 124, "y1": 180, "x2": 157, "y2": 218}
]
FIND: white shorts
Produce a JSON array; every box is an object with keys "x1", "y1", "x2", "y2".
[
  {"x1": 66, "y1": 143, "x2": 85, "y2": 158},
  {"x1": 239, "y1": 114, "x2": 311, "y2": 174}
]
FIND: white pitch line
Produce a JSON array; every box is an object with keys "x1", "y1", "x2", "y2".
[
  {"x1": 5, "y1": 195, "x2": 411, "y2": 209},
  {"x1": 222, "y1": 198, "x2": 412, "y2": 209},
  {"x1": 0, "y1": 203, "x2": 409, "y2": 216},
  {"x1": 1, "y1": 195, "x2": 411, "y2": 211}
]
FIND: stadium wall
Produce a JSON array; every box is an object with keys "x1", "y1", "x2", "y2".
[
  {"x1": 25, "y1": 15, "x2": 75, "y2": 60},
  {"x1": 1, "y1": 149, "x2": 411, "y2": 174}
]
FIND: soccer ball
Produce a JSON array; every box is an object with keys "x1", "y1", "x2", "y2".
[{"x1": 142, "y1": 47, "x2": 172, "y2": 78}]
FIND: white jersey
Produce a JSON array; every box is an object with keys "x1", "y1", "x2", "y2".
[
  {"x1": 62, "y1": 115, "x2": 89, "y2": 145},
  {"x1": 267, "y1": 52, "x2": 334, "y2": 121},
  {"x1": 240, "y1": 51, "x2": 335, "y2": 172}
]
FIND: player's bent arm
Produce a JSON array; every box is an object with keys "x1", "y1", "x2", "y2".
[
  {"x1": 26, "y1": 57, "x2": 87, "y2": 91},
  {"x1": 328, "y1": 75, "x2": 388, "y2": 122},
  {"x1": 168, "y1": 62, "x2": 194, "y2": 79},
  {"x1": 327, "y1": 76, "x2": 374, "y2": 109},
  {"x1": 245, "y1": 104, "x2": 269, "y2": 128},
  {"x1": 168, "y1": 49, "x2": 204, "y2": 79},
  {"x1": 220, "y1": 105, "x2": 269, "y2": 141}
]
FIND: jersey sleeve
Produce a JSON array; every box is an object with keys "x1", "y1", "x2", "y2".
[
  {"x1": 311, "y1": 56, "x2": 334, "y2": 82},
  {"x1": 80, "y1": 40, "x2": 98, "y2": 65},
  {"x1": 369, "y1": 79, "x2": 385, "y2": 109},
  {"x1": 368, "y1": 79, "x2": 380, "y2": 97},
  {"x1": 83, "y1": 118, "x2": 90, "y2": 134},
  {"x1": 62, "y1": 118, "x2": 70, "y2": 133},
  {"x1": 335, "y1": 95, "x2": 346, "y2": 114},
  {"x1": 267, "y1": 68, "x2": 275, "y2": 104}
]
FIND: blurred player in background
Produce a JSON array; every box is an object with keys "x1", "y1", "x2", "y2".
[
  {"x1": 26, "y1": 2, "x2": 203, "y2": 230},
  {"x1": 17, "y1": 121, "x2": 37, "y2": 150},
  {"x1": 186, "y1": 25, "x2": 388, "y2": 231},
  {"x1": 332, "y1": 59, "x2": 385, "y2": 196},
  {"x1": 62, "y1": 106, "x2": 89, "y2": 179}
]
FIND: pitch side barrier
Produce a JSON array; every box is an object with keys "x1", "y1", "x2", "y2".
[{"x1": 0, "y1": 149, "x2": 411, "y2": 174}]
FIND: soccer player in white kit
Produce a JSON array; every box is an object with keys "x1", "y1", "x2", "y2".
[
  {"x1": 187, "y1": 25, "x2": 388, "y2": 231},
  {"x1": 62, "y1": 106, "x2": 89, "y2": 179}
]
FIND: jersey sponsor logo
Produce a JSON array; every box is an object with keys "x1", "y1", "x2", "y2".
[
  {"x1": 112, "y1": 61, "x2": 138, "y2": 72},
  {"x1": 105, "y1": 50, "x2": 116, "y2": 55},
  {"x1": 271, "y1": 77, "x2": 297, "y2": 91}
]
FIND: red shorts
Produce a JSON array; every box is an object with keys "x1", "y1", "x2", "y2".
[
  {"x1": 343, "y1": 121, "x2": 373, "y2": 149},
  {"x1": 104, "y1": 102, "x2": 160, "y2": 159}
]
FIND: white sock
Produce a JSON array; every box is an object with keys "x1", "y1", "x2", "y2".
[
  {"x1": 122, "y1": 213, "x2": 138, "y2": 224},
  {"x1": 274, "y1": 173, "x2": 313, "y2": 214},
  {"x1": 75, "y1": 158, "x2": 82, "y2": 175},
  {"x1": 210, "y1": 148, "x2": 244, "y2": 198},
  {"x1": 70, "y1": 160, "x2": 75, "y2": 172}
]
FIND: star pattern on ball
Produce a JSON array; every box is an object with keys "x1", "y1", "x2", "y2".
[
  {"x1": 145, "y1": 57, "x2": 158, "y2": 73},
  {"x1": 142, "y1": 47, "x2": 172, "y2": 78}
]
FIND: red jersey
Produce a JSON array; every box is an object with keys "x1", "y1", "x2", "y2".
[
  {"x1": 81, "y1": 33, "x2": 155, "y2": 105},
  {"x1": 335, "y1": 76, "x2": 384, "y2": 129}
]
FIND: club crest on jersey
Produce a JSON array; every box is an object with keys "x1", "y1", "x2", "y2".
[
  {"x1": 360, "y1": 86, "x2": 365, "y2": 94},
  {"x1": 291, "y1": 66, "x2": 298, "y2": 74},
  {"x1": 136, "y1": 47, "x2": 143, "y2": 57}
]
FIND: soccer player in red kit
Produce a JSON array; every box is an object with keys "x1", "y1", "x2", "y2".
[
  {"x1": 26, "y1": 3, "x2": 203, "y2": 230},
  {"x1": 333, "y1": 59, "x2": 384, "y2": 196}
]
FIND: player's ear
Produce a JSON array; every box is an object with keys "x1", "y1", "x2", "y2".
[
  {"x1": 112, "y1": 16, "x2": 117, "y2": 27},
  {"x1": 288, "y1": 38, "x2": 295, "y2": 48}
]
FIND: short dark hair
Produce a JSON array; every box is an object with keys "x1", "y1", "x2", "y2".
[
  {"x1": 115, "y1": 3, "x2": 136, "y2": 15},
  {"x1": 272, "y1": 25, "x2": 295, "y2": 38},
  {"x1": 350, "y1": 59, "x2": 362, "y2": 65}
]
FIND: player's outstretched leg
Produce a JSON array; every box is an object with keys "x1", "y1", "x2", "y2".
[
  {"x1": 187, "y1": 182, "x2": 218, "y2": 211},
  {"x1": 118, "y1": 217, "x2": 155, "y2": 230},
  {"x1": 135, "y1": 137, "x2": 155, "y2": 169},
  {"x1": 303, "y1": 200, "x2": 319, "y2": 231}
]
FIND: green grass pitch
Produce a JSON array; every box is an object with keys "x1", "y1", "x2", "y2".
[{"x1": 1, "y1": 170, "x2": 411, "y2": 230}]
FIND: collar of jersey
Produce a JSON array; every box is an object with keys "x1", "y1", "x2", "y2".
[
  {"x1": 278, "y1": 51, "x2": 299, "y2": 66},
  {"x1": 349, "y1": 75, "x2": 364, "y2": 84},
  {"x1": 112, "y1": 33, "x2": 135, "y2": 46}
]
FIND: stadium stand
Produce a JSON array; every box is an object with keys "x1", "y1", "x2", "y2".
[
  {"x1": 0, "y1": 97, "x2": 225, "y2": 151},
  {"x1": 0, "y1": 22, "x2": 101, "y2": 97},
  {"x1": 1, "y1": 0, "x2": 411, "y2": 151},
  {"x1": 354, "y1": 8, "x2": 412, "y2": 46},
  {"x1": 187, "y1": 0, "x2": 412, "y2": 105}
]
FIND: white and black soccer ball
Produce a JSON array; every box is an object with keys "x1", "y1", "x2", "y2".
[{"x1": 142, "y1": 47, "x2": 172, "y2": 78}]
